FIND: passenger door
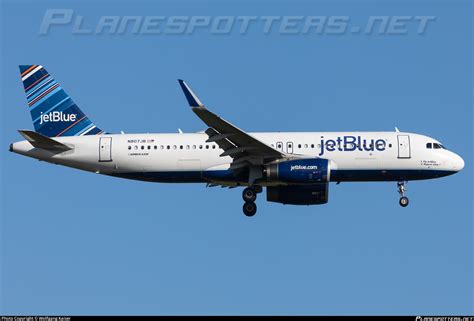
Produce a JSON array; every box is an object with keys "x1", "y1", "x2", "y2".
[
  {"x1": 397, "y1": 135, "x2": 411, "y2": 159},
  {"x1": 99, "y1": 137, "x2": 112, "y2": 162}
]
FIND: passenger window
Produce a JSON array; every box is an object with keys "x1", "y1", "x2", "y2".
[
  {"x1": 206, "y1": 145, "x2": 209, "y2": 149},
  {"x1": 167, "y1": 145, "x2": 170, "y2": 149},
  {"x1": 154, "y1": 145, "x2": 157, "y2": 150},
  {"x1": 199, "y1": 145, "x2": 203, "y2": 149},
  {"x1": 311, "y1": 144, "x2": 314, "y2": 148},
  {"x1": 173, "y1": 145, "x2": 177, "y2": 149},
  {"x1": 141, "y1": 146, "x2": 145, "y2": 150},
  {"x1": 186, "y1": 145, "x2": 190, "y2": 149},
  {"x1": 160, "y1": 145, "x2": 164, "y2": 149},
  {"x1": 212, "y1": 145, "x2": 216, "y2": 149},
  {"x1": 389, "y1": 144, "x2": 392, "y2": 148},
  {"x1": 128, "y1": 146, "x2": 131, "y2": 150},
  {"x1": 193, "y1": 145, "x2": 196, "y2": 149},
  {"x1": 147, "y1": 145, "x2": 151, "y2": 150},
  {"x1": 180, "y1": 145, "x2": 183, "y2": 149},
  {"x1": 277, "y1": 143, "x2": 282, "y2": 149},
  {"x1": 426, "y1": 143, "x2": 432, "y2": 149},
  {"x1": 134, "y1": 146, "x2": 138, "y2": 150},
  {"x1": 298, "y1": 144, "x2": 301, "y2": 148}
]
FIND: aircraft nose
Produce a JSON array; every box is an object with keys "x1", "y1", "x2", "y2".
[{"x1": 451, "y1": 153, "x2": 465, "y2": 171}]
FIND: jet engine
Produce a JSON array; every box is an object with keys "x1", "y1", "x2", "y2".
[{"x1": 265, "y1": 158, "x2": 330, "y2": 184}]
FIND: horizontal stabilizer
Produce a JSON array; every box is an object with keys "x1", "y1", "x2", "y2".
[{"x1": 18, "y1": 130, "x2": 72, "y2": 151}]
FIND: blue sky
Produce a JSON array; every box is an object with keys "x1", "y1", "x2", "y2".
[{"x1": 1, "y1": 0, "x2": 472, "y2": 315}]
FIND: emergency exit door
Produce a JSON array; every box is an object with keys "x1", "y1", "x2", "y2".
[
  {"x1": 397, "y1": 135, "x2": 411, "y2": 159},
  {"x1": 99, "y1": 137, "x2": 112, "y2": 162}
]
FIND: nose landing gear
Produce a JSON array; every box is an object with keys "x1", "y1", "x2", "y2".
[
  {"x1": 397, "y1": 181, "x2": 409, "y2": 207},
  {"x1": 242, "y1": 186, "x2": 262, "y2": 216}
]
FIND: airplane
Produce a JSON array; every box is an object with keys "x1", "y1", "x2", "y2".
[{"x1": 10, "y1": 65, "x2": 465, "y2": 216}]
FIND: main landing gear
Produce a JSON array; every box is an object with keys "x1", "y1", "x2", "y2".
[
  {"x1": 397, "y1": 181, "x2": 409, "y2": 207},
  {"x1": 242, "y1": 186, "x2": 262, "y2": 217},
  {"x1": 243, "y1": 201, "x2": 257, "y2": 217}
]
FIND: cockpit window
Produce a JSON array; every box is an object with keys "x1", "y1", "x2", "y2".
[{"x1": 427, "y1": 142, "x2": 446, "y2": 150}]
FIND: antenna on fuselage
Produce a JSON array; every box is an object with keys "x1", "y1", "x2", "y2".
[
  {"x1": 178, "y1": 128, "x2": 183, "y2": 134},
  {"x1": 394, "y1": 127, "x2": 400, "y2": 132}
]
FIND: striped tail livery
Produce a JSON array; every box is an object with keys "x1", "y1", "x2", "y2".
[{"x1": 19, "y1": 65, "x2": 103, "y2": 137}]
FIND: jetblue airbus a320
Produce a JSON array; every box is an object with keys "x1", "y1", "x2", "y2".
[{"x1": 10, "y1": 65, "x2": 465, "y2": 216}]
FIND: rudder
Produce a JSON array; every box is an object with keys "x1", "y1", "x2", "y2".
[{"x1": 19, "y1": 65, "x2": 103, "y2": 137}]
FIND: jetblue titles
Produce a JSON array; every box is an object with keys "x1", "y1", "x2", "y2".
[
  {"x1": 318, "y1": 136, "x2": 386, "y2": 156},
  {"x1": 39, "y1": 111, "x2": 77, "y2": 125}
]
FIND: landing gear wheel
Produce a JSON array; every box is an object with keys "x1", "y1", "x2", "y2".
[
  {"x1": 397, "y1": 181, "x2": 409, "y2": 207},
  {"x1": 242, "y1": 187, "x2": 257, "y2": 202},
  {"x1": 243, "y1": 202, "x2": 257, "y2": 217},
  {"x1": 399, "y1": 196, "x2": 409, "y2": 207}
]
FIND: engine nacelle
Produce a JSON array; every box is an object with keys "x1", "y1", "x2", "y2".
[
  {"x1": 265, "y1": 158, "x2": 330, "y2": 184},
  {"x1": 267, "y1": 184, "x2": 329, "y2": 205}
]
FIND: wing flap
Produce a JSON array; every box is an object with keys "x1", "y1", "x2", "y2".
[
  {"x1": 205, "y1": 133, "x2": 234, "y2": 143},
  {"x1": 204, "y1": 128, "x2": 235, "y2": 152}
]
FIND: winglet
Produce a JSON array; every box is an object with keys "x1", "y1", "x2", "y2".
[{"x1": 178, "y1": 79, "x2": 204, "y2": 107}]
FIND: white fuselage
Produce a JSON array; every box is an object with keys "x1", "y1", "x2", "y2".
[{"x1": 10, "y1": 131, "x2": 464, "y2": 185}]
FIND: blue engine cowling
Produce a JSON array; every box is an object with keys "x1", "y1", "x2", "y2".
[
  {"x1": 265, "y1": 158, "x2": 330, "y2": 184},
  {"x1": 267, "y1": 184, "x2": 329, "y2": 205}
]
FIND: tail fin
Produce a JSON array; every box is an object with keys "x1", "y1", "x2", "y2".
[{"x1": 19, "y1": 65, "x2": 103, "y2": 137}]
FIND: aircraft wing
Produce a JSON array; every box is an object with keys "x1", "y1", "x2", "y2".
[{"x1": 178, "y1": 80, "x2": 287, "y2": 171}]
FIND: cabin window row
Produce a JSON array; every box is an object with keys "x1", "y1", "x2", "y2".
[{"x1": 128, "y1": 144, "x2": 218, "y2": 151}]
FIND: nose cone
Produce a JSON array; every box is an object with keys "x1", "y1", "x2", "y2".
[{"x1": 452, "y1": 153, "x2": 465, "y2": 172}]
